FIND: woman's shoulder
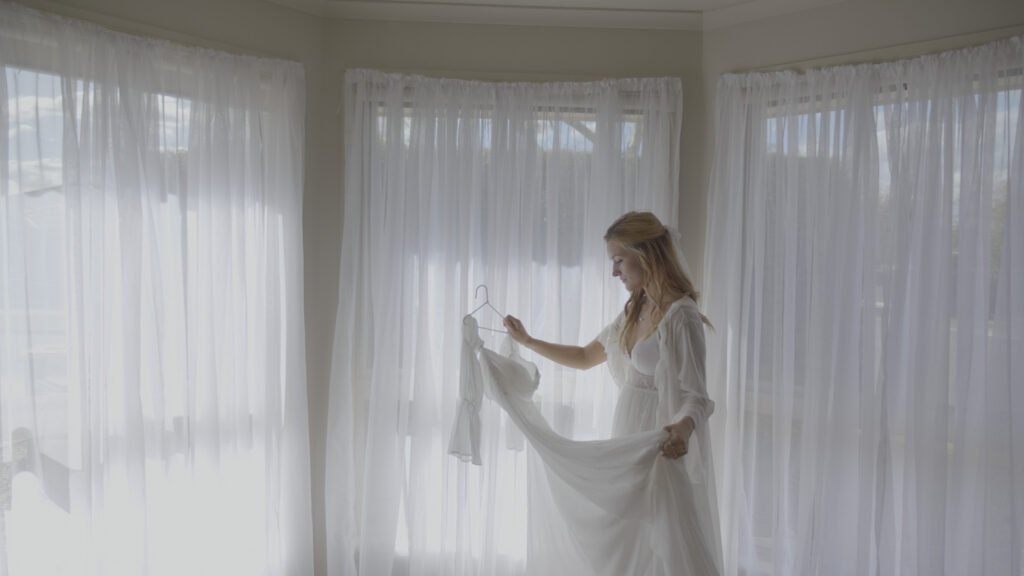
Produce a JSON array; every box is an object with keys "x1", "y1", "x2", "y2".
[
  {"x1": 598, "y1": 310, "x2": 626, "y2": 346},
  {"x1": 607, "y1": 309, "x2": 626, "y2": 329},
  {"x1": 661, "y1": 296, "x2": 703, "y2": 328}
]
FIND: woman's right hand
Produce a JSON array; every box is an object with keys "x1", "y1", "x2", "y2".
[
  {"x1": 503, "y1": 316, "x2": 606, "y2": 370},
  {"x1": 503, "y1": 315, "x2": 532, "y2": 346}
]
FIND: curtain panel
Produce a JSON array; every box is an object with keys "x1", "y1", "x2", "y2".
[
  {"x1": 326, "y1": 69, "x2": 683, "y2": 576},
  {"x1": 705, "y1": 36, "x2": 1023, "y2": 576},
  {"x1": 0, "y1": 4, "x2": 313, "y2": 575}
]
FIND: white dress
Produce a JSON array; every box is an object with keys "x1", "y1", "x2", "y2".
[
  {"x1": 610, "y1": 326, "x2": 661, "y2": 437},
  {"x1": 450, "y1": 297, "x2": 722, "y2": 576}
]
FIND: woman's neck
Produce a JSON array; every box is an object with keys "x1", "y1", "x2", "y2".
[{"x1": 642, "y1": 287, "x2": 680, "y2": 309}]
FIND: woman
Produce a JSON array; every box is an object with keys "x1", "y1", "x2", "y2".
[
  {"x1": 503, "y1": 210, "x2": 714, "y2": 461},
  {"x1": 481, "y1": 212, "x2": 720, "y2": 575}
]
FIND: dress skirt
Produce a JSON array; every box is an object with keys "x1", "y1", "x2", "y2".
[{"x1": 611, "y1": 384, "x2": 659, "y2": 438}]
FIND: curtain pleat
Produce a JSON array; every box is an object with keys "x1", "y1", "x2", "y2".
[
  {"x1": 326, "y1": 70, "x2": 683, "y2": 576},
  {"x1": 706, "y1": 36, "x2": 1024, "y2": 576},
  {"x1": 0, "y1": 4, "x2": 313, "y2": 575}
]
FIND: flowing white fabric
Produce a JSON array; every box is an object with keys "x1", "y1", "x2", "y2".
[
  {"x1": 326, "y1": 69, "x2": 683, "y2": 575},
  {"x1": 453, "y1": 302, "x2": 722, "y2": 576},
  {"x1": 705, "y1": 36, "x2": 1024, "y2": 576},
  {"x1": 0, "y1": 4, "x2": 313, "y2": 575}
]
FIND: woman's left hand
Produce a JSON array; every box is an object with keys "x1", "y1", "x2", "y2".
[{"x1": 661, "y1": 417, "x2": 694, "y2": 459}]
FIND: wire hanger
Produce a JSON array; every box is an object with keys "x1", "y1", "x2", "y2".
[{"x1": 467, "y1": 284, "x2": 507, "y2": 333}]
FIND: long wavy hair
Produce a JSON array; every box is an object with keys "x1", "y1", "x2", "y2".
[{"x1": 604, "y1": 211, "x2": 709, "y2": 352}]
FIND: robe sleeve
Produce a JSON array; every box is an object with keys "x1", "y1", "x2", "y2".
[
  {"x1": 659, "y1": 302, "x2": 715, "y2": 428},
  {"x1": 448, "y1": 320, "x2": 483, "y2": 465}
]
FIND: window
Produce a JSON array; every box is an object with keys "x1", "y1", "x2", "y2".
[
  {"x1": 329, "y1": 71, "x2": 682, "y2": 574},
  {"x1": 0, "y1": 6, "x2": 311, "y2": 574},
  {"x1": 708, "y1": 39, "x2": 1024, "y2": 575}
]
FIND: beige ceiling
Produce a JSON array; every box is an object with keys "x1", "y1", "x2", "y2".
[{"x1": 266, "y1": 0, "x2": 845, "y2": 30}]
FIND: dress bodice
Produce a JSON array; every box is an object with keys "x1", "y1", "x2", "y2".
[{"x1": 626, "y1": 331, "x2": 659, "y2": 390}]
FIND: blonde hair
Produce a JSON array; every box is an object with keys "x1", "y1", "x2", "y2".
[{"x1": 604, "y1": 211, "x2": 709, "y2": 352}]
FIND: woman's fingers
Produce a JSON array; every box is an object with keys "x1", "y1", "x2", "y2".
[
  {"x1": 660, "y1": 432, "x2": 688, "y2": 459},
  {"x1": 662, "y1": 443, "x2": 680, "y2": 459},
  {"x1": 661, "y1": 443, "x2": 684, "y2": 458},
  {"x1": 503, "y1": 315, "x2": 529, "y2": 342}
]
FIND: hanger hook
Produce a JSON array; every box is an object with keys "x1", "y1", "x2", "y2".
[{"x1": 475, "y1": 284, "x2": 489, "y2": 303}]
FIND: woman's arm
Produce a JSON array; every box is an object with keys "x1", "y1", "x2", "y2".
[
  {"x1": 671, "y1": 317, "x2": 714, "y2": 427},
  {"x1": 660, "y1": 301, "x2": 713, "y2": 459},
  {"x1": 503, "y1": 315, "x2": 607, "y2": 370}
]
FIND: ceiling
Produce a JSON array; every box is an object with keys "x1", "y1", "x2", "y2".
[{"x1": 265, "y1": 0, "x2": 845, "y2": 30}]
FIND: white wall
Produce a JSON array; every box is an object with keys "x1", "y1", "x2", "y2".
[{"x1": 9, "y1": 1, "x2": 1024, "y2": 574}]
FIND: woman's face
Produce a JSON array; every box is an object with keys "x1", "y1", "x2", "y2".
[{"x1": 607, "y1": 241, "x2": 645, "y2": 293}]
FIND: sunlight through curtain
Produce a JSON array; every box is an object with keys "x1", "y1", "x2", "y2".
[
  {"x1": 706, "y1": 36, "x2": 1023, "y2": 576},
  {"x1": 326, "y1": 70, "x2": 683, "y2": 576},
  {"x1": 0, "y1": 5, "x2": 313, "y2": 575}
]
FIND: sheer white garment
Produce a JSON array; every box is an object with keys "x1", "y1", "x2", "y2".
[{"x1": 451, "y1": 298, "x2": 721, "y2": 576}]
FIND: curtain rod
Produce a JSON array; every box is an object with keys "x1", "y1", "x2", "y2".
[
  {"x1": 14, "y1": 0, "x2": 287, "y2": 61},
  {"x1": 345, "y1": 66, "x2": 668, "y2": 83},
  {"x1": 756, "y1": 23, "x2": 1024, "y2": 73}
]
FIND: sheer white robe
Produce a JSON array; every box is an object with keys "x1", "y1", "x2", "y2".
[{"x1": 451, "y1": 298, "x2": 722, "y2": 575}]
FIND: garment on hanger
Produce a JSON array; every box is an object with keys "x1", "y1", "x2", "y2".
[{"x1": 449, "y1": 307, "x2": 722, "y2": 576}]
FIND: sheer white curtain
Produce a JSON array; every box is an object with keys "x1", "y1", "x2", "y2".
[
  {"x1": 0, "y1": 4, "x2": 313, "y2": 575},
  {"x1": 705, "y1": 36, "x2": 1023, "y2": 576},
  {"x1": 326, "y1": 69, "x2": 682, "y2": 576}
]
